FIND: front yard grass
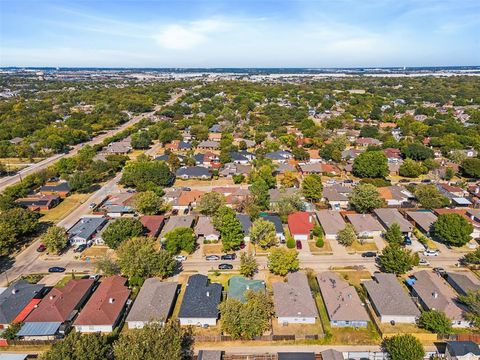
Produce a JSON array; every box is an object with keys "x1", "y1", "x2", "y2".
[
  {"x1": 40, "y1": 193, "x2": 91, "y2": 223},
  {"x1": 346, "y1": 240, "x2": 378, "y2": 253},
  {"x1": 308, "y1": 239, "x2": 333, "y2": 254},
  {"x1": 202, "y1": 243, "x2": 224, "y2": 255},
  {"x1": 207, "y1": 271, "x2": 240, "y2": 290},
  {"x1": 82, "y1": 246, "x2": 110, "y2": 260}
]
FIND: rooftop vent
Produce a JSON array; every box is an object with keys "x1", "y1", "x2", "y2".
[{"x1": 109, "y1": 298, "x2": 115, "y2": 304}]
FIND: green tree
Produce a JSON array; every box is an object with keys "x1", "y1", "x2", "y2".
[
  {"x1": 384, "y1": 223, "x2": 403, "y2": 244},
  {"x1": 219, "y1": 291, "x2": 274, "y2": 340},
  {"x1": 250, "y1": 218, "x2": 277, "y2": 249},
  {"x1": 196, "y1": 192, "x2": 226, "y2": 216},
  {"x1": 402, "y1": 143, "x2": 434, "y2": 161},
  {"x1": 113, "y1": 321, "x2": 193, "y2": 360},
  {"x1": 2, "y1": 322, "x2": 22, "y2": 340},
  {"x1": 0, "y1": 207, "x2": 38, "y2": 237},
  {"x1": 458, "y1": 291, "x2": 480, "y2": 328},
  {"x1": 399, "y1": 158, "x2": 427, "y2": 178},
  {"x1": 239, "y1": 252, "x2": 258, "y2": 278},
  {"x1": 117, "y1": 237, "x2": 176, "y2": 278},
  {"x1": 134, "y1": 191, "x2": 166, "y2": 215},
  {"x1": 102, "y1": 218, "x2": 145, "y2": 249},
  {"x1": 95, "y1": 255, "x2": 120, "y2": 276},
  {"x1": 383, "y1": 334, "x2": 425, "y2": 360},
  {"x1": 461, "y1": 158, "x2": 480, "y2": 178},
  {"x1": 131, "y1": 132, "x2": 152, "y2": 149},
  {"x1": 121, "y1": 157, "x2": 174, "y2": 190},
  {"x1": 414, "y1": 184, "x2": 449, "y2": 209},
  {"x1": 41, "y1": 226, "x2": 68, "y2": 253},
  {"x1": 40, "y1": 331, "x2": 112, "y2": 360},
  {"x1": 417, "y1": 310, "x2": 452, "y2": 334},
  {"x1": 267, "y1": 248, "x2": 299, "y2": 275},
  {"x1": 379, "y1": 243, "x2": 418, "y2": 274},
  {"x1": 464, "y1": 248, "x2": 480, "y2": 265},
  {"x1": 164, "y1": 227, "x2": 196, "y2": 254},
  {"x1": 272, "y1": 193, "x2": 305, "y2": 222},
  {"x1": 286, "y1": 235, "x2": 295, "y2": 249},
  {"x1": 432, "y1": 213, "x2": 473, "y2": 247},
  {"x1": 69, "y1": 171, "x2": 94, "y2": 193},
  {"x1": 349, "y1": 183, "x2": 384, "y2": 213},
  {"x1": 281, "y1": 171, "x2": 298, "y2": 188},
  {"x1": 250, "y1": 178, "x2": 270, "y2": 210},
  {"x1": 213, "y1": 206, "x2": 244, "y2": 251},
  {"x1": 337, "y1": 224, "x2": 356, "y2": 246},
  {"x1": 301, "y1": 174, "x2": 323, "y2": 202},
  {"x1": 352, "y1": 151, "x2": 388, "y2": 178}
]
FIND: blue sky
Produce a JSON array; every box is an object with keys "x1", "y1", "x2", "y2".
[{"x1": 1, "y1": 0, "x2": 479, "y2": 67}]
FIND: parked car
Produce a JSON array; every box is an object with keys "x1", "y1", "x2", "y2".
[
  {"x1": 424, "y1": 249, "x2": 439, "y2": 256},
  {"x1": 36, "y1": 244, "x2": 46, "y2": 252},
  {"x1": 89, "y1": 274, "x2": 101, "y2": 281},
  {"x1": 433, "y1": 267, "x2": 446, "y2": 277},
  {"x1": 205, "y1": 255, "x2": 220, "y2": 261},
  {"x1": 404, "y1": 236, "x2": 412, "y2": 246},
  {"x1": 175, "y1": 255, "x2": 187, "y2": 262},
  {"x1": 48, "y1": 267, "x2": 66, "y2": 273},
  {"x1": 221, "y1": 253, "x2": 236, "y2": 260},
  {"x1": 89, "y1": 203, "x2": 97, "y2": 209},
  {"x1": 361, "y1": 251, "x2": 377, "y2": 258},
  {"x1": 421, "y1": 179, "x2": 432, "y2": 183},
  {"x1": 74, "y1": 244, "x2": 87, "y2": 253},
  {"x1": 296, "y1": 240, "x2": 302, "y2": 250},
  {"x1": 218, "y1": 263, "x2": 233, "y2": 270},
  {"x1": 419, "y1": 259, "x2": 430, "y2": 266},
  {"x1": 239, "y1": 242, "x2": 246, "y2": 249}
]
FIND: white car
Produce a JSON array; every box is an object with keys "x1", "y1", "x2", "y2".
[
  {"x1": 89, "y1": 274, "x2": 101, "y2": 281},
  {"x1": 175, "y1": 255, "x2": 187, "y2": 262},
  {"x1": 419, "y1": 258, "x2": 430, "y2": 266},
  {"x1": 423, "y1": 249, "x2": 439, "y2": 257}
]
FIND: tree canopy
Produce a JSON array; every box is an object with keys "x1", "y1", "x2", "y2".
[
  {"x1": 432, "y1": 213, "x2": 473, "y2": 247},
  {"x1": 249, "y1": 218, "x2": 277, "y2": 249},
  {"x1": 164, "y1": 227, "x2": 196, "y2": 254},
  {"x1": 301, "y1": 174, "x2": 323, "y2": 202},
  {"x1": 267, "y1": 248, "x2": 299, "y2": 276},
  {"x1": 349, "y1": 183, "x2": 384, "y2": 213},
  {"x1": 352, "y1": 151, "x2": 388, "y2": 178},
  {"x1": 383, "y1": 334, "x2": 425, "y2": 360},
  {"x1": 102, "y1": 218, "x2": 145, "y2": 249},
  {"x1": 379, "y1": 243, "x2": 419, "y2": 274},
  {"x1": 41, "y1": 331, "x2": 112, "y2": 360}
]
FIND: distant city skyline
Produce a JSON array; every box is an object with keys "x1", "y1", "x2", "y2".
[{"x1": 1, "y1": 0, "x2": 479, "y2": 67}]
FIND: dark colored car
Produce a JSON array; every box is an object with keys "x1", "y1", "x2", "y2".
[
  {"x1": 221, "y1": 253, "x2": 236, "y2": 260},
  {"x1": 239, "y1": 242, "x2": 246, "y2": 249},
  {"x1": 48, "y1": 266, "x2": 66, "y2": 273},
  {"x1": 36, "y1": 244, "x2": 46, "y2": 252},
  {"x1": 206, "y1": 255, "x2": 220, "y2": 261},
  {"x1": 74, "y1": 244, "x2": 87, "y2": 253},
  {"x1": 361, "y1": 251, "x2": 377, "y2": 258},
  {"x1": 421, "y1": 179, "x2": 432, "y2": 183},
  {"x1": 218, "y1": 263, "x2": 233, "y2": 270},
  {"x1": 404, "y1": 236, "x2": 412, "y2": 246},
  {"x1": 296, "y1": 240, "x2": 302, "y2": 250}
]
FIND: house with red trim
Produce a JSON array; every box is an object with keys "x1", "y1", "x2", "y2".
[{"x1": 288, "y1": 212, "x2": 315, "y2": 241}]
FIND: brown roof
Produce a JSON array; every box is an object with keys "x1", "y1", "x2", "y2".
[
  {"x1": 25, "y1": 279, "x2": 94, "y2": 322},
  {"x1": 74, "y1": 276, "x2": 130, "y2": 326},
  {"x1": 273, "y1": 272, "x2": 318, "y2": 319},
  {"x1": 317, "y1": 272, "x2": 369, "y2": 323},
  {"x1": 178, "y1": 190, "x2": 205, "y2": 206},
  {"x1": 140, "y1": 216, "x2": 165, "y2": 237}
]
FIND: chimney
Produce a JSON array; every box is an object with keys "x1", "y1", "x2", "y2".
[
  {"x1": 432, "y1": 291, "x2": 438, "y2": 299},
  {"x1": 206, "y1": 291, "x2": 210, "y2": 297},
  {"x1": 109, "y1": 298, "x2": 115, "y2": 304},
  {"x1": 11, "y1": 288, "x2": 18, "y2": 295}
]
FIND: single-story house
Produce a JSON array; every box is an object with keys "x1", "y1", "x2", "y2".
[
  {"x1": 0, "y1": 281, "x2": 44, "y2": 330},
  {"x1": 317, "y1": 272, "x2": 369, "y2": 328},
  {"x1": 363, "y1": 273, "x2": 420, "y2": 324},
  {"x1": 265, "y1": 150, "x2": 293, "y2": 162},
  {"x1": 373, "y1": 208, "x2": 413, "y2": 236},
  {"x1": 16, "y1": 195, "x2": 60, "y2": 211},
  {"x1": 315, "y1": 210, "x2": 346, "y2": 240},
  {"x1": 434, "y1": 209, "x2": 480, "y2": 240},
  {"x1": 278, "y1": 353, "x2": 315, "y2": 360},
  {"x1": 74, "y1": 276, "x2": 130, "y2": 333},
  {"x1": 322, "y1": 185, "x2": 352, "y2": 210},
  {"x1": 345, "y1": 213, "x2": 383, "y2": 239},
  {"x1": 288, "y1": 212, "x2": 314, "y2": 241},
  {"x1": 356, "y1": 137, "x2": 382, "y2": 147},
  {"x1": 219, "y1": 163, "x2": 252, "y2": 177},
  {"x1": 268, "y1": 188, "x2": 299, "y2": 207},
  {"x1": 178, "y1": 274, "x2": 222, "y2": 326},
  {"x1": 445, "y1": 341, "x2": 480, "y2": 360},
  {"x1": 197, "y1": 350, "x2": 223, "y2": 360},
  {"x1": 194, "y1": 216, "x2": 220, "y2": 241},
  {"x1": 260, "y1": 214, "x2": 285, "y2": 242},
  {"x1": 18, "y1": 279, "x2": 95, "y2": 339},
  {"x1": 320, "y1": 349, "x2": 344, "y2": 360},
  {"x1": 39, "y1": 181, "x2": 71, "y2": 198},
  {"x1": 160, "y1": 215, "x2": 195, "y2": 241},
  {"x1": 236, "y1": 214, "x2": 252, "y2": 242},
  {"x1": 126, "y1": 279, "x2": 177, "y2": 329},
  {"x1": 67, "y1": 216, "x2": 108, "y2": 246},
  {"x1": 227, "y1": 276, "x2": 265, "y2": 303},
  {"x1": 197, "y1": 140, "x2": 220, "y2": 150},
  {"x1": 173, "y1": 190, "x2": 205, "y2": 213},
  {"x1": 139, "y1": 216, "x2": 165, "y2": 238},
  {"x1": 176, "y1": 166, "x2": 212, "y2": 180},
  {"x1": 377, "y1": 186, "x2": 414, "y2": 207},
  {"x1": 100, "y1": 192, "x2": 135, "y2": 217},
  {"x1": 274, "y1": 162, "x2": 297, "y2": 176},
  {"x1": 409, "y1": 270, "x2": 470, "y2": 328},
  {"x1": 405, "y1": 211, "x2": 438, "y2": 236},
  {"x1": 445, "y1": 272, "x2": 480, "y2": 296},
  {"x1": 273, "y1": 272, "x2": 318, "y2": 324}
]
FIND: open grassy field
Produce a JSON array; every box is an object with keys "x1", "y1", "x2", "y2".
[{"x1": 40, "y1": 193, "x2": 91, "y2": 223}]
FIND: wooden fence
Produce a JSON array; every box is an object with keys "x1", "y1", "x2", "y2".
[{"x1": 194, "y1": 334, "x2": 320, "y2": 342}]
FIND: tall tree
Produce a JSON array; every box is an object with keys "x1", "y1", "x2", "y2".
[
  {"x1": 417, "y1": 310, "x2": 452, "y2": 334},
  {"x1": 164, "y1": 227, "x2": 196, "y2": 254},
  {"x1": 379, "y1": 243, "x2": 418, "y2": 274},
  {"x1": 432, "y1": 213, "x2": 473, "y2": 247},
  {"x1": 213, "y1": 206, "x2": 244, "y2": 251},
  {"x1": 383, "y1": 334, "x2": 425, "y2": 360},
  {"x1": 102, "y1": 218, "x2": 145, "y2": 249},
  {"x1": 267, "y1": 248, "x2": 299, "y2": 276},
  {"x1": 239, "y1": 252, "x2": 258, "y2": 278},
  {"x1": 349, "y1": 183, "x2": 384, "y2": 213},
  {"x1": 337, "y1": 224, "x2": 356, "y2": 246},
  {"x1": 301, "y1": 174, "x2": 323, "y2": 202},
  {"x1": 352, "y1": 151, "x2": 388, "y2": 178},
  {"x1": 384, "y1": 223, "x2": 403, "y2": 244},
  {"x1": 40, "y1": 331, "x2": 112, "y2": 360},
  {"x1": 41, "y1": 226, "x2": 68, "y2": 253},
  {"x1": 458, "y1": 291, "x2": 480, "y2": 328},
  {"x1": 249, "y1": 218, "x2": 277, "y2": 249},
  {"x1": 414, "y1": 184, "x2": 449, "y2": 209},
  {"x1": 196, "y1": 192, "x2": 226, "y2": 216},
  {"x1": 134, "y1": 191, "x2": 166, "y2": 215}
]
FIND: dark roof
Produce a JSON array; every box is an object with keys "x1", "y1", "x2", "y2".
[
  {"x1": 197, "y1": 350, "x2": 223, "y2": 360},
  {"x1": 0, "y1": 280, "x2": 44, "y2": 324},
  {"x1": 277, "y1": 353, "x2": 315, "y2": 360},
  {"x1": 178, "y1": 275, "x2": 222, "y2": 319},
  {"x1": 446, "y1": 272, "x2": 480, "y2": 295},
  {"x1": 447, "y1": 341, "x2": 480, "y2": 356},
  {"x1": 194, "y1": 153, "x2": 205, "y2": 163},
  {"x1": 176, "y1": 166, "x2": 211, "y2": 178},
  {"x1": 230, "y1": 152, "x2": 249, "y2": 162},
  {"x1": 39, "y1": 182, "x2": 71, "y2": 193},
  {"x1": 179, "y1": 141, "x2": 192, "y2": 149},
  {"x1": 265, "y1": 150, "x2": 292, "y2": 160},
  {"x1": 236, "y1": 214, "x2": 252, "y2": 235},
  {"x1": 261, "y1": 215, "x2": 284, "y2": 234},
  {"x1": 67, "y1": 216, "x2": 108, "y2": 241}
]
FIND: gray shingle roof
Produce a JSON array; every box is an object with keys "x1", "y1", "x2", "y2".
[
  {"x1": 178, "y1": 275, "x2": 221, "y2": 319},
  {"x1": 320, "y1": 349, "x2": 344, "y2": 360},
  {"x1": 446, "y1": 272, "x2": 480, "y2": 295},
  {"x1": 363, "y1": 273, "x2": 420, "y2": 317},
  {"x1": 126, "y1": 279, "x2": 177, "y2": 323},
  {"x1": 261, "y1": 215, "x2": 284, "y2": 234},
  {"x1": 406, "y1": 211, "x2": 437, "y2": 233},
  {"x1": 316, "y1": 210, "x2": 346, "y2": 235},
  {"x1": 0, "y1": 281, "x2": 44, "y2": 324},
  {"x1": 277, "y1": 353, "x2": 315, "y2": 360},
  {"x1": 447, "y1": 341, "x2": 480, "y2": 356},
  {"x1": 176, "y1": 166, "x2": 211, "y2": 178},
  {"x1": 67, "y1": 216, "x2": 108, "y2": 241},
  {"x1": 273, "y1": 272, "x2": 318, "y2": 319},
  {"x1": 160, "y1": 216, "x2": 195, "y2": 238},
  {"x1": 236, "y1": 214, "x2": 252, "y2": 235},
  {"x1": 373, "y1": 208, "x2": 413, "y2": 233}
]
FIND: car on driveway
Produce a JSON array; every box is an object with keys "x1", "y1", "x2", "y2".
[
  {"x1": 74, "y1": 244, "x2": 87, "y2": 253},
  {"x1": 433, "y1": 267, "x2": 446, "y2": 277},
  {"x1": 89, "y1": 203, "x2": 97, "y2": 209},
  {"x1": 36, "y1": 244, "x2": 46, "y2": 252},
  {"x1": 296, "y1": 240, "x2": 302, "y2": 250},
  {"x1": 361, "y1": 251, "x2": 377, "y2": 258},
  {"x1": 48, "y1": 266, "x2": 66, "y2": 273},
  {"x1": 419, "y1": 258, "x2": 430, "y2": 266},
  {"x1": 175, "y1": 255, "x2": 187, "y2": 262},
  {"x1": 221, "y1": 253, "x2": 236, "y2": 260},
  {"x1": 424, "y1": 249, "x2": 439, "y2": 256},
  {"x1": 218, "y1": 263, "x2": 233, "y2": 270},
  {"x1": 206, "y1": 255, "x2": 220, "y2": 261}
]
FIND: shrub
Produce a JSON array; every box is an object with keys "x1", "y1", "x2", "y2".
[{"x1": 286, "y1": 235, "x2": 295, "y2": 249}]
